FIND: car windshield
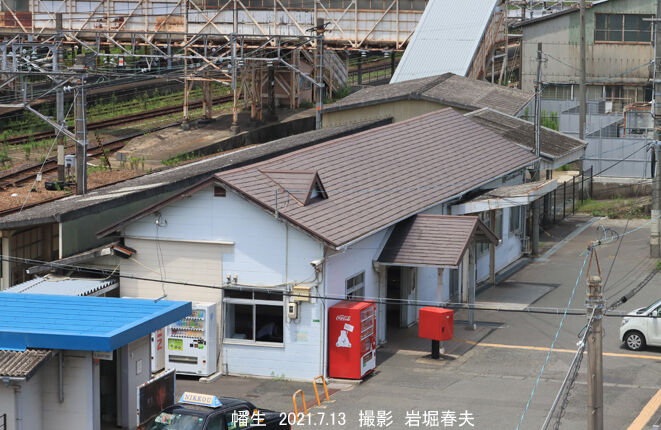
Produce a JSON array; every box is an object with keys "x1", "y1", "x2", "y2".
[
  {"x1": 641, "y1": 299, "x2": 661, "y2": 314},
  {"x1": 143, "y1": 411, "x2": 206, "y2": 430}
]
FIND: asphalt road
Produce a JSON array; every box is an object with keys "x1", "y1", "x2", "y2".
[{"x1": 307, "y1": 217, "x2": 661, "y2": 430}]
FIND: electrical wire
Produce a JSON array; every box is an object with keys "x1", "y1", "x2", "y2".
[{"x1": 516, "y1": 247, "x2": 592, "y2": 430}]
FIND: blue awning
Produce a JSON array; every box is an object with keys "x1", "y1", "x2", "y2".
[{"x1": 0, "y1": 293, "x2": 191, "y2": 352}]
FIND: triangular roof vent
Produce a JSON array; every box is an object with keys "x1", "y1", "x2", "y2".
[{"x1": 260, "y1": 169, "x2": 328, "y2": 206}]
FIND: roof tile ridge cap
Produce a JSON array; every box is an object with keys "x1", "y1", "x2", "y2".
[
  {"x1": 477, "y1": 107, "x2": 586, "y2": 145},
  {"x1": 416, "y1": 74, "x2": 453, "y2": 97},
  {"x1": 218, "y1": 114, "x2": 446, "y2": 179}
]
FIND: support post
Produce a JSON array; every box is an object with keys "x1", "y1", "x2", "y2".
[
  {"x1": 74, "y1": 77, "x2": 87, "y2": 195},
  {"x1": 579, "y1": 0, "x2": 586, "y2": 140},
  {"x1": 468, "y1": 242, "x2": 476, "y2": 330},
  {"x1": 315, "y1": 18, "x2": 325, "y2": 130},
  {"x1": 489, "y1": 210, "x2": 496, "y2": 286},
  {"x1": 652, "y1": 0, "x2": 661, "y2": 257},
  {"x1": 230, "y1": 33, "x2": 240, "y2": 134},
  {"x1": 531, "y1": 42, "x2": 543, "y2": 256},
  {"x1": 267, "y1": 62, "x2": 278, "y2": 121},
  {"x1": 431, "y1": 340, "x2": 440, "y2": 359},
  {"x1": 357, "y1": 53, "x2": 362, "y2": 85},
  {"x1": 390, "y1": 51, "x2": 395, "y2": 77},
  {"x1": 55, "y1": 13, "x2": 65, "y2": 183},
  {"x1": 586, "y1": 273, "x2": 604, "y2": 430},
  {"x1": 202, "y1": 79, "x2": 213, "y2": 120}
]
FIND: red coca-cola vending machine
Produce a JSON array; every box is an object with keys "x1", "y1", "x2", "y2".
[{"x1": 328, "y1": 300, "x2": 376, "y2": 379}]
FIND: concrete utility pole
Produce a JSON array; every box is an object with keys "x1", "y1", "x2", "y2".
[
  {"x1": 55, "y1": 13, "x2": 65, "y2": 183},
  {"x1": 531, "y1": 42, "x2": 543, "y2": 256},
  {"x1": 74, "y1": 78, "x2": 87, "y2": 195},
  {"x1": 579, "y1": 0, "x2": 586, "y2": 140},
  {"x1": 315, "y1": 18, "x2": 325, "y2": 130},
  {"x1": 267, "y1": 62, "x2": 277, "y2": 121},
  {"x1": 651, "y1": 0, "x2": 661, "y2": 257},
  {"x1": 586, "y1": 272, "x2": 604, "y2": 430}
]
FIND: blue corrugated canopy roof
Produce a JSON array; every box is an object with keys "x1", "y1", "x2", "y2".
[{"x1": 0, "y1": 293, "x2": 191, "y2": 352}]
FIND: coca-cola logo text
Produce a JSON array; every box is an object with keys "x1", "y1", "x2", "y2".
[{"x1": 335, "y1": 315, "x2": 351, "y2": 321}]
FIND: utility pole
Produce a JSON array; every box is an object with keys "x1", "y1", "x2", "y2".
[
  {"x1": 74, "y1": 77, "x2": 87, "y2": 195},
  {"x1": 586, "y1": 271, "x2": 604, "y2": 430},
  {"x1": 531, "y1": 42, "x2": 543, "y2": 256},
  {"x1": 579, "y1": 0, "x2": 586, "y2": 140},
  {"x1": 55, "y1": 13, "x2": 65, "y2": 183},
  {"x1": 230, "y1": 0, "x2": 240, "y2": 134},
  {"x1": 182, "y1": 0, "x2": 190, "y2": 130},
  {"x1": 651, "y1": 0, "x2": 661, "y2": 257},
  {"x1": 315, "y1": 18, "x2": 325, "y2": 130}
]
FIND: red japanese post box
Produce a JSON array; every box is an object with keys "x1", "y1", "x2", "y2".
[{"x1": 418, "y1": 307, "x2": 454, "y2": 341}]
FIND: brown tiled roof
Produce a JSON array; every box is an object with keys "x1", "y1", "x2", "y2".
[
  {"x1": 0, "y1": 349, "x2": 51, "y2": 379},
  {"x1": 465, "y1": 108, "x2": 587, "y2": 159},
  {"x1": 322, "y1": 73, "x2": 533, "y2": 116},
  {"x1": 215, "y1": 108, "x2": 538, "y2": 247},
  {"x1": 378, "y1": 215, "x2": 498, "y2": 268}
]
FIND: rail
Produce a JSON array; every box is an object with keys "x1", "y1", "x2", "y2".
[
  {"x1": 312, "y1": 375, "x2": 330, "y2": 406},
  {"x1": 292, "y1": 389, "x2": 308, "y2": 415},
  {"x1": 0, "y1": 413, "x2": 6, "y2": 430}
]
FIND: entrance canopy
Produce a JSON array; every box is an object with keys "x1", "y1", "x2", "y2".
[
  {"x1": 377, "y1": 215, "x2": 498, "y2": 269},
  {"x1": 450, "y1": 180, "x2": 557, "y2": 215},
  {"x1": 5, "y1": 276, "x2": 118, "y2": 297},
  {"x1": 0, "y1": 293, "x2": 191, "y2": 351}
]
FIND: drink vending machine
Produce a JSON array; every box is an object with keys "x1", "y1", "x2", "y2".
[
  {"x1": 328, "y1": 301, "x2": 376, "y2": 379},
  {"x1": 165, "y1": 302, "x2": 218, "y2": 376}
]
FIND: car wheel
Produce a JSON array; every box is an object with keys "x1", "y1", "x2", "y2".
[{"x1": 624, "y1": 331, "x2": 646, "y2": 351}]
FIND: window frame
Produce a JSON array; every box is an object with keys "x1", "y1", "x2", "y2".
[
  {"x1": 223, "y1": 289, "x2": 285, "y2": 347},
  {"x1": 345, "y1": 271, "x2": 366, "y2": 299},
  {"x1": 594, "y1": 13, "x2": 653, "y2": 44}
]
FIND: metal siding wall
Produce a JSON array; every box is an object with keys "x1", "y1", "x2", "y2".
[{"x1": 0, "y1": 385, "x2": 15, "y2": 430}]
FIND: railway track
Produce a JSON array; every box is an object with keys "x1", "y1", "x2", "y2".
[{"x1": 3, "y1": 94, "x2": 234, "y2": 146}]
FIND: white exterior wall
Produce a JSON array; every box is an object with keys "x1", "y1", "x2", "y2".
[
  {"x1": 476, "y1": 206, "x2": 523, "y2": 282},
  {"x1": 324, "y1": 230, "x2": 388, "y2": 345},
  {"x1": 121, "y1": 186, "x2": 325, "y2": 380},
  {"x1": 41, "y1": 351, "x2": 95, "y2": 430},
  {"x1": 0, "y1": 384, "x2": 15, "y2": 430},
  {"x1": 21, "y1": 372, "x2": 42, "y2": 430}
]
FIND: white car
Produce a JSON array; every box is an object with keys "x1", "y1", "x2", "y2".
[{"x1": 620, "y1": 299, "x2": 661, "y2": 351}]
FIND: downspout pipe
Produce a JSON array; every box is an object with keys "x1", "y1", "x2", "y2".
[
  {"x1": 58, "y1": 351, "x2": 64, "y2": 403},
  {"x1": 13, "y1": 383, "x2": 23, "y2": 430}
]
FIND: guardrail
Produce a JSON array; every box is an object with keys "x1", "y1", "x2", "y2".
[{"x1": 0, "y1": 413, "x2": 6, "y2": 430}]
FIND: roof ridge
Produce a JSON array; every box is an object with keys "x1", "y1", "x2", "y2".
[{"x1": 413, "y1": 73, "x2": 454, "y2": 96}]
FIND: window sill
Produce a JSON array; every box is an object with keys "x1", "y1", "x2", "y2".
[{"x1": 223, "y1": 339, "x2": 285, "y2": 348}]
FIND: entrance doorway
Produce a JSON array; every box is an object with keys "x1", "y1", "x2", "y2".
[
  {"x1": 386, "y1": 266, "x2": 417, "y2": 336},
  {"x1": 99, "y1": 351, "x2": 119, "y2": 429}
]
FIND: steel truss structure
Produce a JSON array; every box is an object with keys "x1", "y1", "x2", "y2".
[{"x1": 0, "y1": 0, "x2": 424, "y2": 50}]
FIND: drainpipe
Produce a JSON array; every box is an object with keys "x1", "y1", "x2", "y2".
[
  {"x1": 58, "y1": 351, "x2": 64, "y2": 403},
  {"x1": 13, "y1": 384, "x2": 23, "y2": 430}
]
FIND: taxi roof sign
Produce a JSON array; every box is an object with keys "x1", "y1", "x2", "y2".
[{"x1": 179, "y1": 392, "x2": 222, "y2": 408}]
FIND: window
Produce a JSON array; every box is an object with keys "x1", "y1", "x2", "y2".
[
  {"x1": 595, "y1": 14, "x2": 652, "y2": 43},
  {"x1": 214, "y1": 186, "x2": 226, "y2": 197},
  {"x1": 477, "y1": 212, "x2": 491, "y2": 255},
  {"x1": 542, "y1": 85, "x2": 573, "y2": 100},
  {"x1": 224, "y1": 290, "x2": 283, "y2": 344},
  {"x1": 493, "y1": 209, "x2": 503, "y2": 240},
  {"x1": 346, "y1": 272, "x2": 365, "y2": 299},
  {"x1": 509, "y1": 206, "x2": 522, "y2": 235}
]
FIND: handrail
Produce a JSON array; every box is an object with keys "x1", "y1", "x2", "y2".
[
  {"x1": 292, "y1": 389, "x2": 307, "y2": 415},
  {"x1": 312, "y1": 375, "x2": 330, "y2": 406}
]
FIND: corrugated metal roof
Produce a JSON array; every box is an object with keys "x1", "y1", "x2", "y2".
[
  {"x1": 215, "y1": 108, "x2": 538, "y2": 248},
  {"x1": 378, "y1": 215, "x2": 498, "y2": 268},
  {"x1": 465, "y1": 108, "x2": 587, "y2": 159},
  {"x1": 0, "y1": 349, "x2": 51, "y2": 379},
  {"x1": 0, "y1": 293, "x2": 191, "y2": 351},
  {"x1": 5, "y1": 276, "x2": 118, "y2": 296},
  {"x1": 322, "y1": 73, "x2": 533, "y2": 117},
  {"x1": 391, "y1": 0, "x2": 498, "y2": 83}
]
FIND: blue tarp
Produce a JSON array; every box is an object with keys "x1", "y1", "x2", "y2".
[{"x1": 0, "y1": 293, "x2": 191, "y2": 351}]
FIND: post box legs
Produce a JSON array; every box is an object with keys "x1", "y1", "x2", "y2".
[{"x1": 431, "y1": 340, "x2": 440, "y2": 359}]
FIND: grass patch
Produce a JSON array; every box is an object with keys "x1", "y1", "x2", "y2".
[
  {"x1": 575, "y1": 198, "x2": 649, "y2": 219},
  {"x1": 162, "y1": 151, "x2": 200, "y2": 167}
]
